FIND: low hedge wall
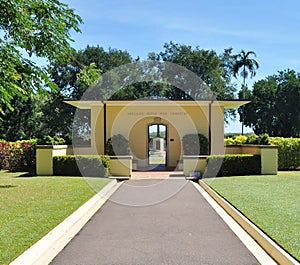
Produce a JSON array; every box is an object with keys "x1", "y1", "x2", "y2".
[
  {"x1": 225, "y1": 134, "x2": 300, "y2": 170},
  {"x1": 205, "y1": 154, "x2": 261, "y2": 177},
  {"x1": 53, "y1": 155, "x2": 110, "y2": 177}
]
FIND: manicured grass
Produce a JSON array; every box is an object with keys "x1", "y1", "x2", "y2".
[
  {"x1": 0, "y1": 171, "x2": 111, "y2": 264},
  {"x1": 205, "y1": 172, "x2": 300, "y2": 261}
]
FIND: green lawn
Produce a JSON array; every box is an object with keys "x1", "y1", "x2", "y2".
[
  {"x1": 205, "y1": 172, "x2": 300, "y2": 261},
  {"x1": 0, "y1": 171, "x2": 111, "y2": 264}
]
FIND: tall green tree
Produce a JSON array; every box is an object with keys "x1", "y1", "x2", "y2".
[
  {"x1": 232, "y1": 50, "x2": 259, "y2": 88},
  {"x1": 149, "y1": 42, "x2": 236, "y2": 100},
  {"x1": 50, "y1": 45, "x2": 133, "y2": 99},
  {"x1": 243, "y1": 69, "x2": 300, "y2": 137},
  {"x1": 232, "y1": 50, "x2": 259, "y2": 134},
  {"x1": 0, "y1": 93, "x2": 51, "y2": 140},
  {"x1": 0, "y1": 0, "x2": 82, "y2": 113}
]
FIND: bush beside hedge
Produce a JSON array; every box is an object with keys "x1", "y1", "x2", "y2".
[
  {"x1": 205, "y1": 154, "x2": 261, "y2": 177},
  {"x1": 53, "y1": 155, "x2": 110, "y2": 177},
  {"x1": 269, "y1": 137, "x2": 300, "y2": 170},
  {"x1": 106, "y1": 134, "x2": 129, "y2": 156},
  {"x1": 183, "y1": 133, "x2": 209, "y2": 155},
  {"x1": 225, "y1": 133, "x2": 270, "y2": 145},
  {"x1": 0, "y1": 139, "x2": 37, "y2": 172}
]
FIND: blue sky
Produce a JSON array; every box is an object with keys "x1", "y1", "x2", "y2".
[{"x1": 62, "y1": 0, "x2": 300, "y2": 133}]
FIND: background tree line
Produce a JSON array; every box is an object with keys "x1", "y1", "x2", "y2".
[
  {"x1": 1, "y1": 42, "x2": 299, "y2": 140},
  {"x1": 0, "y1": 0, "x2": 299, "y2": 141}
]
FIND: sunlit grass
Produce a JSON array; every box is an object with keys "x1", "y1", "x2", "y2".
[
  {"x1": 205, "y1": 172, "x2": 300, "y2": 261},
  {"x1": 0, "y1": 171, "x2": 111, "y2": 264}
]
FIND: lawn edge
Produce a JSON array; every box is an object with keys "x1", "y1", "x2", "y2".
[
  {"x1": 10, "y1": 179, "x2": 122, "y2": 265},
  {"x1": 198, "y1": 179, "x2": 299, "y2": 265}
]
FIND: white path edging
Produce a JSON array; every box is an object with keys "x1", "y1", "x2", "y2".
[
  {"x1": 191, "y1": 181, "x2": 277, "y2": 265},
  {"x1": 193, "y1": 181, "x2": 299, "y2": 265},
  {"x1": 10, "y1": 179, "x2": 122, "y2": 265}
]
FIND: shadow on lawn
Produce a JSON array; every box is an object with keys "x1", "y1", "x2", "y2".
[{"x1": 0, "y1": 184, "x2": 17, "y2": 188}]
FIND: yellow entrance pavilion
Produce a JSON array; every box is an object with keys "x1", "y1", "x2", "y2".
[
  {"x1": 36, "y1": 99, "x2": 278, "y2": 177},
  {"x1": 66, "y1": 99, "x2": 249, "y2": 170}
]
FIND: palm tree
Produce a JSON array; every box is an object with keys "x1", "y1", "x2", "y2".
[{"x1": 232, "y1": 50, "x2": 259, "y2": 134}]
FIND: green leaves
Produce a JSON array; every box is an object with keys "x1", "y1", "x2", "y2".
[
  {"x1": 243, "y1": 70, "x2": 300, "y2": 137},
  {"x1": 1, "y1": 0, "x2": 82, "y2": 61},
  {"x1": 0, "y1": 0, "x2": 82, "y2": 113}
]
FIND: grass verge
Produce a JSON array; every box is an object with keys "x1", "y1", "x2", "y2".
[
  {"x1": 0, "y1": 171, "x2": 111, "y2": 264},
  {"x1": 204, "y1": 171, "x2": 300, "y2": 261}
]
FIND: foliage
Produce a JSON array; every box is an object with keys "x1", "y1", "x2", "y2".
[
  {"x1": 206, "y1": 172, "x2": 300, "y2": 260},
  {"x1": 231, "y1": 49, "x2": 259, "y2": 133},
  {"x1": 232, "y1": 50, "x2": 259, "y2": 87},
  {"x1": 242, "y1": 70, "x2": 300, "y2": 137},
  {"x1": 105, "y1": 134, "x2": 130, "y2": 156},
  {"x1": 225, "y1": 135, "x2": 248, "y2": 145},
  {"x1": 225, "y1": 133, "x2": 270, "y2": 145},
  {"x1": 0, "y1": 0, "x2": 82, "y2": 113},
  {"x1": 37, "y1": 135, "x2": 66, "y2": 145},
  {"x1": 50, "y1": 45, "x2": 133, "y2": 99},
  {"x1": 205, "y1": 154, "x2": 261, "y2": 177},
  {"x1": 0, "y1": 172, "x2": 110, "y2": 264},
  {"x1": 224, "y1": 134, "x2": 300, "y2": 170},
  {"x1": 148, "y1": 41, "x2": 237, "y2": 100},
  {"x1": 0, "y1": 140, "x2": 37, "y2": 171},
  {"x1": 0, "y1": 140, "x2": 10, "y2": 170},
  {"x1": 182, "y1": 133, "x2": 209, "y2": 155},
  {"x1": 1, "y1": 43, "x2": 241, "y2": 140},
  {"x1": 76, "y1": 62, "x2": 102, "y2": 87},
  {"x1": 0, "y1": 92, "x2": 77, "y2": 142},
  {"x1": 269, "y1": 137, "x2": 300, "y2": 170},
  {"x1": 53, "y1": 155, "x2": 110, "y2": 177}
]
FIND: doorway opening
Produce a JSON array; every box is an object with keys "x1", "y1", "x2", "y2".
[{"x1": 148, "y1": 124, "x2": 167, "y2": 169}]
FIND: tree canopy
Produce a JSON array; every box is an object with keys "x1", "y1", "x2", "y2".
[
  {"x1": 147, "y1": 42, "x2": 236, "y2": 100},
  {"x1": 242, "y1": 69, "x2": 300, "y2": 137},
  {"x1": 0, "y1": 42, "x2": 260, "y2": 140},
  {"x1": 0, "y1": 0, "x2": 82, "y2": 113}
]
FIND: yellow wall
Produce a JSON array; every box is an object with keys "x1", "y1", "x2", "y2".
[
  {"x1": 89, "y1": 101, "x2": 225, "y2": 168},
  {"x1": 36, "y1": 148, "x2": 53, "y2": 175},
  {"x1": 110, "y1": 157, "x2": 132, "y2": 176},
  {"x1": 96, "y1": 103, "x2": 213, "y2": 168},
  {"x1": 210, "y1": 105, "x2": 225, "y2": 154}
]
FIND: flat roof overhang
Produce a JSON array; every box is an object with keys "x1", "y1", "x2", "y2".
[{"x1": 64, "y1": 99, "x2": 250, "y2": 110}]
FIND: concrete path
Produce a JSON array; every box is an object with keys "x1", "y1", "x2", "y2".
[{"x1": 51, "y1": 179, "x2": 260, "y2": 265}]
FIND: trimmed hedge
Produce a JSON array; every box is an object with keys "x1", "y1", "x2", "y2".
[
  {"x1": 204, "y1": 154, "x2": 261, "y2": 177},
  {"x1": 53, "y1": 155, "x2": 110, "y2": 177},
  {"x1": 269, "y1": 137, "x2": 300, "y2": 170},
  {"x1": 183, "y1": 133, "x2": 209, "y2": 155}
]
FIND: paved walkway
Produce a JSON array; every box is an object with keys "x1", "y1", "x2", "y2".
[{"x1": 51, "y1": 179, "x2": 260, "y2": 265}]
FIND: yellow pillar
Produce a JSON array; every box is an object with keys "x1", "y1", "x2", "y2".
[
  {"x1": 91, "y1": 105, "x2": 104, "y2": 154},
  {"x1": 36, "y1": 147, "x2": 53, "y2": 175},
  {"x1": 261, "y1": 147, "x2": 278, "y2": 175}
]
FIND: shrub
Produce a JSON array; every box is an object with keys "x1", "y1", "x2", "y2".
[
  {"x1": 269, "y1": 137, "x2": 300, "y2": 170},
  {"x1": 182, "y1": 133, "x2": 209, "y2": 155},
  {"x1": 53, "y1": 155, "x2": 110, "y2": 177},
  {"x1": 0, "y1": 140, "x2": 10, "y2": 170},
  {"x1": 204, "y1": 154, "x2": 261, "y2": 177},
  {"x1": 106, "y1": 134, "x2": 129, "y2": 156},
  {"x1": 0, "y1": 140, "x2": 37, "y2": 171},
  {"x1": 37, "y1": 135, "x2": 66, "y2": 145},
  {"x1": 225, "y1": 134, "x2": 270, "y2": 145}
]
